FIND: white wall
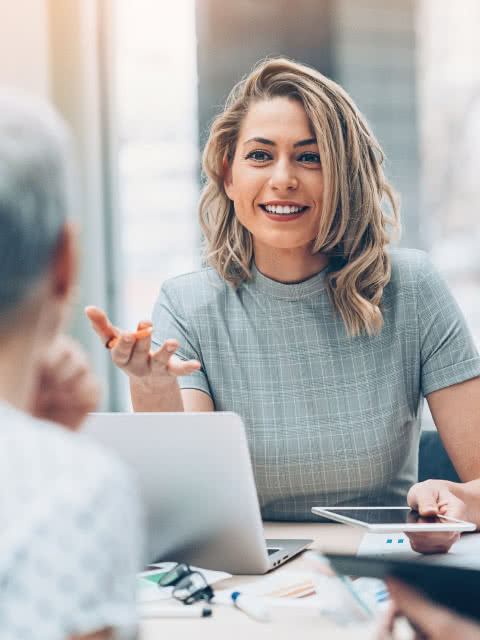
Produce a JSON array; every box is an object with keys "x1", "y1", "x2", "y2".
[{"x1": 0, "y1": 0, "x2": 50, "y2": 96}]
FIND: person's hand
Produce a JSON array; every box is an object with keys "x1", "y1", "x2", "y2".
[
  {"x1": 378, "y1": 578, "x2": 480, "y2": 640},
  {"x1": 406, "y1": 479, "x2": 467, "y2": 553},
  {"x1": 84, "y1": 306, "x2": 201, "y2": 390},
  {"x1": 31, "y1": 334, "x2": 100, "y2": 430}
]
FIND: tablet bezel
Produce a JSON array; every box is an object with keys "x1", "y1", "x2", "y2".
[{"x1": 311, "y1": 506, "x2": 476, "y2": 532}]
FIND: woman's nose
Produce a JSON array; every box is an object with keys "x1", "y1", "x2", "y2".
[{"x1": 269, "y1": 160, "x2": 298, "y2": 191}]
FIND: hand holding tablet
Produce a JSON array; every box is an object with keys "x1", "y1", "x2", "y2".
[{"x1": 311, "y1": 506, "x2": 476, "y2": 533}]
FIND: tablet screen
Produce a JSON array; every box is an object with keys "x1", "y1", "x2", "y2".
[{"x1": 323, "y1": 508, "x2": 447, "y2": 525}]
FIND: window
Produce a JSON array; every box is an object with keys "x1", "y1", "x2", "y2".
[{"x1": 116, "y1": 0, "x2": 200, "y2": 332}]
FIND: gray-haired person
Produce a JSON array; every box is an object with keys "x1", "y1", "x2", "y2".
[{"x1": 0, "y1": 91, "x2": 143, "y2": 639}]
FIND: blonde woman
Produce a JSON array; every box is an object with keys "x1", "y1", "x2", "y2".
[{"x1": 87, "y1": 58, "x2": 480, "y2": 550}]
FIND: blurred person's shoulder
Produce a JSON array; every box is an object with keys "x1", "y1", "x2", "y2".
[
  {"x1": 0, "y1": 402, "x2": 143, "y2": 638},
  {"x1": 0, "y1": 402, "x2": 139, "y2": 516}
]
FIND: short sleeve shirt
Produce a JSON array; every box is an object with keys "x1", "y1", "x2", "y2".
[
  {"x1": 152, "y1": 249, "x2": 480, "y2": 521},
  {"x1": 0, "y1": 403, "x2": 144, "y2": 639}
]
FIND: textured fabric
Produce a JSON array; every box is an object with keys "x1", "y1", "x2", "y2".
[
  {"x1": 152, "y1": 249, "x2": 480, "y2": 521},
  {"x1": 0, "y1": 403, "x2": 143, "y2": 639}
]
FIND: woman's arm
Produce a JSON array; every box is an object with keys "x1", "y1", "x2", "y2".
[
  {"x1": 406, "y1": 376, "x2": 480, "y2": 553},
  {"x1": 428, "y1": 376, "x2": 480, "y2": 526},
  {"x1": 428, "y1": 376, "x2": 480, "y2": 484},
  {"x1": 130, "y1": 379, "x2": 214, "y2": 412}
]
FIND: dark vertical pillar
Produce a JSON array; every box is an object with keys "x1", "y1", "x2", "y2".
[{"x1": 196, "y1": 0, "x2": 334, "y2": 147}]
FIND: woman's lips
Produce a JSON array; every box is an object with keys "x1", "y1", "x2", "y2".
[{"x1": 259, "y1": 204, "x2": 309, "y2": 222}]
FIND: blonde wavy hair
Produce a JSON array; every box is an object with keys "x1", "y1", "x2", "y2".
[{"x1": 199, "y1": 57, "x2": 400, "y2": 336}]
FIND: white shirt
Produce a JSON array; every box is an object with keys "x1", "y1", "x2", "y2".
[{"x1": 0, "y1": 403, "x2": 143, "y2": 639}]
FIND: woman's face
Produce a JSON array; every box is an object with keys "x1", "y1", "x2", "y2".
[{"x1": 224, "y1": 97, "x2": 324, "y2": 253}]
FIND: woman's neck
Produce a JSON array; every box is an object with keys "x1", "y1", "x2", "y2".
[{"x1": 253, "y1": 244, "x2": 329, "y2": 283}]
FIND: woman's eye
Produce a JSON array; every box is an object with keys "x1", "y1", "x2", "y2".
[
  {"x1": 246, "y1": 150, "x2": 271, "y2": 162},
  {"x1": 298, "y1": 152, "x2": 320, "y2": 164}
]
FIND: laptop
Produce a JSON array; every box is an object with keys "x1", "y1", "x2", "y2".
[{"x1": 82, "y1": 411, "x2": 311, "y2": 574}]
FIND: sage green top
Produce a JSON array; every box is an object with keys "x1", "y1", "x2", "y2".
[{"x1": 152, "y1": 249, "x2": 480, "y2": 521}]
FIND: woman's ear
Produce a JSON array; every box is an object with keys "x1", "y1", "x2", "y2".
[{"x1": 223, "y1": 154, "x2": 234, "y2": 200}]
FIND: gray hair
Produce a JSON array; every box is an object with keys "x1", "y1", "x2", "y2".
[{"x1": 0, "y1": 90, "x2": 73, "y2": 315}]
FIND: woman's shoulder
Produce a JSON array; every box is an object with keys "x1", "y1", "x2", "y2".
[
  {"x1": 162, "y1": 267, "x2": 226, "y2": 295},
  {"x1": 388, "y1": 248, "x2": 435, "y2": 287},
  {"x1": 158, "y1": 267, "x2": 230, "y2": 313}
]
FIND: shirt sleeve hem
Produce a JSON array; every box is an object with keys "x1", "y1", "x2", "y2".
[
  {"x1": 178, "y1": 383, "x2": 213, "y2": 398},
  {"x1": 422, "y1": 358, "x2": 480, "y2": 395}
]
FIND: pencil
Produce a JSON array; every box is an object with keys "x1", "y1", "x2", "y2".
[{"x1": 105, "y1": 327, "x2": 152, "y2": 349}]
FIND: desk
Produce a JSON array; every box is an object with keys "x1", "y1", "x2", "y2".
[{"x1": 139, "y1": 522, "x2": 375, "y2": 639}]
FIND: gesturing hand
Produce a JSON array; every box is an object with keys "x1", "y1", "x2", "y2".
[
  {"x1": 31, "y1": 334, "x2": 100, "y2": 430},
  {"x1": 84, "y1": 305, "x2": 200, "y2": 390}
]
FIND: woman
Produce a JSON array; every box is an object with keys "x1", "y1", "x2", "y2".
[{"x1": 87, "y1": 58, "x2": 480, "y2": 544}]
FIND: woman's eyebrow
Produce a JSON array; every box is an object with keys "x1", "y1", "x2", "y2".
[
  {"x1": 293, "y1": 138, "x2": 317, "y2": 148},
  {"x1": 243, "y1": 137, "x2": 317, "y2": 147},
  {"x1": 244, "y1": 137, "x2": 275, "y2": 146}
]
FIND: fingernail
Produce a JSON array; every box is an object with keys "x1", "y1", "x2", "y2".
[
  {"x1": 166, "y1": 346, "x2": 176, "y2": 353},
  {"x1": 122, "y1": 335, "x2": 133, "y2": 344}
]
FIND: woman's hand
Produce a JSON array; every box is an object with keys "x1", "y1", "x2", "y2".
[
  {"x1": 406, "y1": 479, "x2": 467, "y2": 554},
  {"x1": 378, "y1": 578, "x2": 480, "y2": 640},
  {"x1": 31, "y1": 334, "x2": 100, "y2": 430},
  {"x1": 84, "y1": 306, "x2": 201, "y2": 391}
]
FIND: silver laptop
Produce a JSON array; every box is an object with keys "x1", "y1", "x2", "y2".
[{"x1": 82, "y1": 412, "x2": 311, "y2": 574}]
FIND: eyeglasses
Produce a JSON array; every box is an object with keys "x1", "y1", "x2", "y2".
[{"x1": 158, "y1": 563, "x2": 214, "y2": 605}]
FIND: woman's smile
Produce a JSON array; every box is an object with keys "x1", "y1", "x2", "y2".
[{"x1": 259, "y1": 200, "x2": 310, "y2": 221}]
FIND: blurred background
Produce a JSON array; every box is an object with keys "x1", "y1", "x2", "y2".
[{"x1": 0, "y1": 0, "x2": 478, "y2": 416}]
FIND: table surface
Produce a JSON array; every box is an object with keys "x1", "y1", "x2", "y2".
[{"x1": 139, "y1": 522, "x2": 380, "y2": 639}]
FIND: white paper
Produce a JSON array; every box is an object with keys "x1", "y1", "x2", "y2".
[
  {"x1": 357, "y1": 531, "x2": 480, "y2": 568},
  {"x1": 137, "y1": 562, "x2": 231, "y2": 603}
]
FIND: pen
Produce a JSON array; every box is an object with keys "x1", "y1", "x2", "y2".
[
  {"x1": 139, "y1": 605, "x2": 212, "y2": 618},
  {"x1": 230, "y1": 591, "x2": 272, "y2": 622},
  {"x1": 105, "y1": 327, "x2": 152, "y2": 349}
]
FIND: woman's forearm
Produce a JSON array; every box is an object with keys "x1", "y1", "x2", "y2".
[{"x1": 130, "y1": 377, "x2": 184, "y2": 412}]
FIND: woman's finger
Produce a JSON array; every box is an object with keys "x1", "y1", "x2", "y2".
[
  {"x1": 150, "y1": 342, "x2": 201, "y2": 378},
  {"x1": 124, "y1": 323, "x2": 153, "y2": 373},
  {"x1": 150, "y1": 340, "x2": 180, "y2": 375},
  {"x1": 407, "y1": 481, "x2": 440, "y2": 516},
  {"x1": 110, "y1": 333, "x2": 138, "y2": 368},
  {"x1": 167, "y1": 354, "x2": 201, "y2": 377},
  {"x1": 84, "y1": 306, "x2": 119, "y2": 344},
  {"x1": 137, "y1": 319, "x2": 153, "y2": 331}
]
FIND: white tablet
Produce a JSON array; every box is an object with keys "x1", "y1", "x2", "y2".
[{"x1": 311, "y1": 506, "x2": 476, "y2": 532}]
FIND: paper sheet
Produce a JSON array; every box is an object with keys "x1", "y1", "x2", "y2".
[{"x1": 357, "y1": 531, "x2": 480, "y2": 567}]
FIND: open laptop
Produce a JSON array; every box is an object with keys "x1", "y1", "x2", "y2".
[{"x1": 82, "y1": 412, "x2": 311, "y2": 574}]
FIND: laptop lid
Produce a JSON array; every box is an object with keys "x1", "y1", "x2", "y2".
[{"x1": 82, "y1": 412, "x2": 272, "y2": 574}]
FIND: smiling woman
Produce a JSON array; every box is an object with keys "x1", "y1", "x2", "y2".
[{"x1": 86, "y1": 58, "x2": 480, "y2": 547}]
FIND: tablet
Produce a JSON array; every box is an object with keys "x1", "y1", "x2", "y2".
[
  {"x1": 311, "y1": 506, "x2": 476, "y2": 532},
  {"x1": 325, "y1": 553, "x2": 480, "y2": 622}
]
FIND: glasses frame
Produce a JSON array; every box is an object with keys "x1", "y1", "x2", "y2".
[{"x1": 157, "y1": 562, "x2": 215, "y2": 605}]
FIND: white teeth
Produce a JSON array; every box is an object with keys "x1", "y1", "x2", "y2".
[{"x1": 265, "y1": 205, "x2": 303, "y2": 214}]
